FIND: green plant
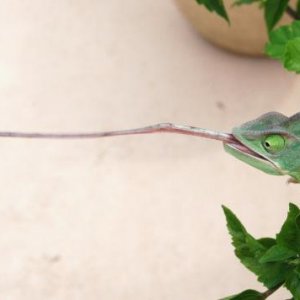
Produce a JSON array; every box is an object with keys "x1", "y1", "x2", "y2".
[
  {"x1": 195, "y1": 0, "x2": 300, "y2": 73},
  {"x1": 221, "y1": 203, "x2": 300, "y2": 299},
  {"x1": 193, "y1": 2, "x2": 300, "y2": 297}
]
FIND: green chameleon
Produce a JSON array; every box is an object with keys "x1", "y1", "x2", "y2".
[
  {"x1": 224, "y1": 111, "x2": 300, "y2": 183},
  {"x1": 2, "y1": 111, "x2": 299, "y2": 182}
]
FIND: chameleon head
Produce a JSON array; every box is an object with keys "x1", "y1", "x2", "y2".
[{"x1": 224, "y1": 112, "x2": 300, "y2": 183}]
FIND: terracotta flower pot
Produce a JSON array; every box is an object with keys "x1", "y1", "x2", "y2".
[{"x1": 174, "y1": 0, "x2": 294, "y2": 56}]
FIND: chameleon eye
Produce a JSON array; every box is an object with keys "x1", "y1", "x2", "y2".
[{"x1": 263, "y1": 134, "x2": 285, "y2": 154}]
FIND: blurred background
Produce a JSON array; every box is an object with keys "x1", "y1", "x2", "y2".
[{"x1": 0, "y1": 1, "x2": 298, "y2": 299}]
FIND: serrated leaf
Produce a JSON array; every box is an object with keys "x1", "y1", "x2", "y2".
[
  {"x1": 264, "y1": 0, "x2": 289, "y2": 32},
  {"x1": 276, "y1": 203, "x2": 300, "y2": 252},
  {"x1": 259, "y1": 245, "x2": 297, "y2": 263},
  {"x1": 220, "y1": 289, "x2": 264, "y2": 300},
  {"x1": 265, "y1": 21, "x2": 300, "y2": 73},
  {"x1": 285, "y1": 267, "x2": 300, "y2": 299},
  {"x1": 223, "y1": 206, "x2": 291, "y2": 288},
  {"x1": 195, "y1": 0, "x2": 229, "y2": 22}
]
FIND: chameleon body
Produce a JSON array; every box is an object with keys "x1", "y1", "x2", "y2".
[{"x1": 0, "y1": 112, "x2": 298, "y2": 182}]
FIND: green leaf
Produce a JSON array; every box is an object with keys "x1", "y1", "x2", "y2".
[
  {"x1": 223, "y1": 206, "x2": 291, "y2": 288},
  {"x1": 266, "y1": 24, "x2": 299, "y2": 59},
  {"x1": 265, "y1": 21, "x2": 300, "y2": 73},
  {"x1": 276, "y1": 203, "x2": 300, "y2": 252},
  {"x1": 259, "y1": 245, "x2": 297, "y2": 263},
  {"x1": 284, "y1": 38, "x2": 300, "y2": 72},
  {"x1": 195, "y1": 0, "x2": 229, "y2": 22},
  {"x1": 297, "y1": 0, "x2": 300, "y2": 16},
  {"x1": 285, "y1": 267, "x2": 300, "y2": 299},
  {"x1": 257, "y1": 237, "x2": 276, "y2": 249},
  {"x1": 234, "y1": 0, "x2": 257, "y2": 5},
  {"x1": 256, "y1": 262, "x2": 291, "y2": 288},
  {"x1": 264, "y1": 0, "x2": 289, "y2": 32},
  {"x1": 220, "y1": 289, "x2": 264, "y2": 300}
]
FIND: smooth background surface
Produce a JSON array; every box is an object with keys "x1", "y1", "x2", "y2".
[{"x1": 0, "y1": 1, "x2": 298, "y2": 299}]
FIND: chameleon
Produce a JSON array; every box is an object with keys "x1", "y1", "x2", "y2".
[
  {"x1": 0, "y1": 111, "x2": 298, "y2": 182},
  {"x1": 224, "y1": 111, "x2": 300, "y2": 183}
]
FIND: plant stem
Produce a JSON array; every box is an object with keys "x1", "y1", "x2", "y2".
[
  {"x1": 261, "y1": 283, "x2": 283, "y2": 299},
  {"x1": 286, "y1": 5, "x2": 300, "y2": 20}
]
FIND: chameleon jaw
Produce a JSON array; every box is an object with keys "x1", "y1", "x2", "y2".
[
  {"x1": 223, "y1": 140, "x2": 283, "y2": 176},
  {"x1": 224, "y1": 140, "x2": 266, "y2": 160}
]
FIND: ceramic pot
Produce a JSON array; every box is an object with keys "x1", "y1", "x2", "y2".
[{"x1": 174, "y1": 0, "x2": 293, "y2": 56}]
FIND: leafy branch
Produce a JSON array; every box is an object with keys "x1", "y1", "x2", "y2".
[
  {"x1": 221, "y1": 203, "x2": 300, "y2": 299},
  {"x1": 194, "y1": 0, "x2": 300, "y2": 73}
]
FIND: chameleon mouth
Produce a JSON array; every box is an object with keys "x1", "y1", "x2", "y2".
[
  {"x1": 225, "y1": 140, "x2": 267, "y2": 160},
  {"x1": 224, "y1": 137, "x2": 284, "y2": 176}
]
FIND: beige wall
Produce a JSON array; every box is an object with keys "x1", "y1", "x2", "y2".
[{"x1": 0, "y1": 1, "x2": 298, "y2": 299}]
